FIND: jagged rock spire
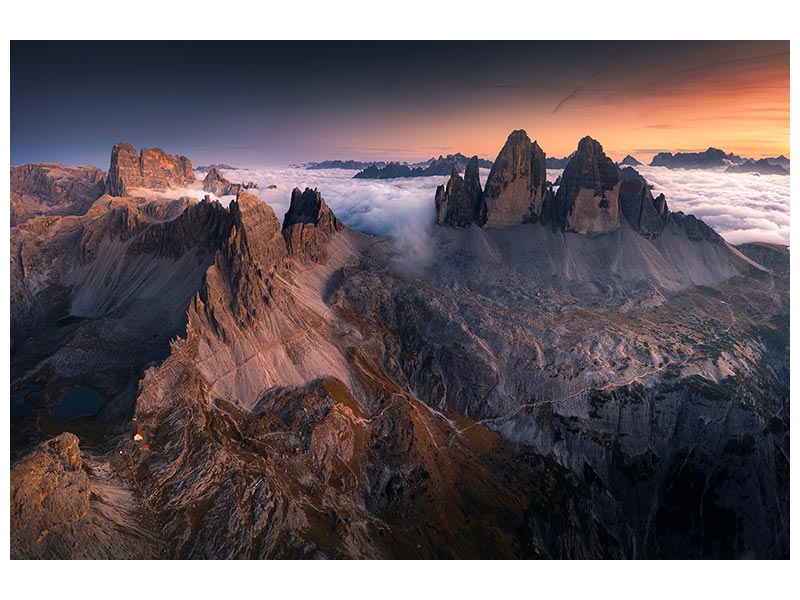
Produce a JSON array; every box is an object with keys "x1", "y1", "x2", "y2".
[
  {"x1": 618, "y1": 167, "x2": 669, "y2": 238},
  {"x1": 203, "y1": 168, "x2": 234, "y2": 196},
  {"x1": 549, "y1": 136, "x2": 621, "y2": 235},
  {"x1": 482, "y1": 129, "x2": 547, "y2": 228},
  {"x1": 282, "y1": 188, "x2": 343, "y2": 260},
  {"x1": 435, "y1": 157, "x2": 485, "y2": 227}
]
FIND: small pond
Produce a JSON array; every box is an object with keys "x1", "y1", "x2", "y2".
[{"x1": 51, "y1": 387, "x2": 105, "y2": 422}]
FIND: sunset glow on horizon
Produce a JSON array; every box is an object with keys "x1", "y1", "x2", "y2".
[{"x1": 11, "y1": 41, "x2": 789, "y2": 167}]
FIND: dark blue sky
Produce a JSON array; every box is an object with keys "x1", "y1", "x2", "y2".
[{"x1": 11, "y1": 41, "x2": 789, "y2": 168}]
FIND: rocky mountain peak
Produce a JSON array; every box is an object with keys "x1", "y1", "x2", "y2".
[
  {"x1": 551, "y1": 136, "x2": 621, "y2": 235},
  {"x1": 106, "y1": 142, "x2": 195, "y2": 196},
  {"x1": 482, "y1": 129, "x2": 547, "y2": 228},
  {"x1": 190, "y1": 192, "x2": 288, "y2": 331},
  {"x1": 435, "y1": 158, "x2": 485, "y2": 227},
  {"x1": 202, "y1": 167, "x2": 260, "y2": 196},
  {"x1": 282, "y1": 188, "x2": 343, "y2": 260},
  {"x1": 620, "y1": 154, "x2": 642, "y2": 166},
  {"x1": 202, "y1": 167, "x2": 232, "y2": 195}
]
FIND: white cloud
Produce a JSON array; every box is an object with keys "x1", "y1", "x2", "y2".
[
  {"x1": 218, "y1": 164, "x2": 789, "y2": 247},
  {"x1": 633, "y1": 166, "x2": 790, "y2": 245},
  {"x1": 219, "y1": 166, "x2": 489, "y2": 242}
]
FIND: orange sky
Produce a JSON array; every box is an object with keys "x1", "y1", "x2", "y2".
[
  {"x1": 12, "y1": 41, "x2": 790, "y2": 167},
  {"x1": 329, "y1": 41, "x2": 790, "y2": 163}
]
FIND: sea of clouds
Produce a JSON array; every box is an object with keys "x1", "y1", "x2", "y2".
[
  {"x1": 635, "y1": 166, "x2": 790, "y2": 246},
  {"x1": 209, "y1": 164, "x2": 789, "y2": 247}
]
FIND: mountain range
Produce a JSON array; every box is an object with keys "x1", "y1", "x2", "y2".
[
  {"x1": 309, "y1": 154, "x2": 494, "y2": 175},
  {"x1": 353, "y1": 153, "x2": 494, "y2": 179},
  {"x1": 649, "y1": 148, "x2": 789, "y2": 174},
  {"x1": 9, "y1": 131, "x2": 789, "y2": 559},
  {"x1": 194, "y1": 163, "x2": 240, "y2": 172}
]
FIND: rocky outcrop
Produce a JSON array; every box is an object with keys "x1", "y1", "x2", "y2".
[
  {"x1": 434, "y1": 158, "x2": 485, "y2": 227},
  {"x1": 282, "y1": 187, "x2": 343, "y2": 260},
  {"x1": 549, "y1": 136, "x2": 620, "y2": 235},
  {"x1": 201, "y1": 167, "x2": 258, "y2": 196},
  {"x1": 619, "y1": 154, "x2": 642, "y2": 166},
  {"x1": 10, "y1": 433, "x2": 160, "y2": 559},
  {"x1": 140, "y1": 147, "x2": 194, "y2": 190},
  {"x1": 106, "y1": 142, "x2": 194, "y2": 196},
  {"x1": 188, "y1": 192, "x2": 289, "y2": 331},
  {"x1": 105, "y1": 142, "x2": 140, "y2": 196},
  {"x1": 482, "y1": 130, "x2": 547, "y2": 228},
  {"x1": 618, "y1": 167, "x2": 669, "y2": 237},
  {"x1": 10, "y1": 163, "x2": 106, "y2": 226},
  {"x1": 202, "y1": 167, "x2": 233, "y2": 196}
]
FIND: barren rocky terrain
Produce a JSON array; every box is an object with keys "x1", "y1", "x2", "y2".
[{"x1": 10, "y1": 134, "x2": 789, "y2": 559}]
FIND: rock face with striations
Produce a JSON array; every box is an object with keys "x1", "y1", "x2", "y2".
[
  {"x1": 282, "y1": 187, "x2": 343, "y2": 261},
  {"x1": 435, "y1": 157, "x2": 485, "y2": 227},
  {"x1": 618, "y1": 167, "x2": 669, "y2": 237},
  {"x1": 106, "y1": 142, "x2": 194, "y2": 196},
  {"x1": 482, "y1": 130, "x2": 547, "y2": 228},
  {"x1": 550, "y1": 136, "x2": 621, "y2": 235}
]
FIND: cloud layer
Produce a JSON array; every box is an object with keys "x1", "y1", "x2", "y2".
[
  {"x1": 218, "y1": 165, "x2": 788, "y2": 247},
  {"x1": 635, "y1": 166, "x2": 789, "y2": 246},
  {"x1": 218, "y1": 167, "x2": 491, "y2": 237}
]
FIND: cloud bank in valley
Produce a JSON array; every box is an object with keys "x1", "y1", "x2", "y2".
[
  {"x1": 635, "y1": 166, "x2": 790, "y2": 246},
  {"x1": 215, "y1": 167, "x2": 491, "y2": 238},
  {"x1": 215, "y1": 164, "x2": 789, "y2": 247}
]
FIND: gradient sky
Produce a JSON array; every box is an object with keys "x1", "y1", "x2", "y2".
[{"x1": 11, "y1": 41, "x2": 789, "y2": 168}]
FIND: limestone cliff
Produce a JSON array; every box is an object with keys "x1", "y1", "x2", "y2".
[
  {"x1": 106, "y1": 142, "x2": 195, "y2": 196},
  {"x1": 550, "y1": 136, "x2": 621, "y2": 235},
  {"x1": 482, "y1": 130, "x2": 547, "y2": 228}
]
